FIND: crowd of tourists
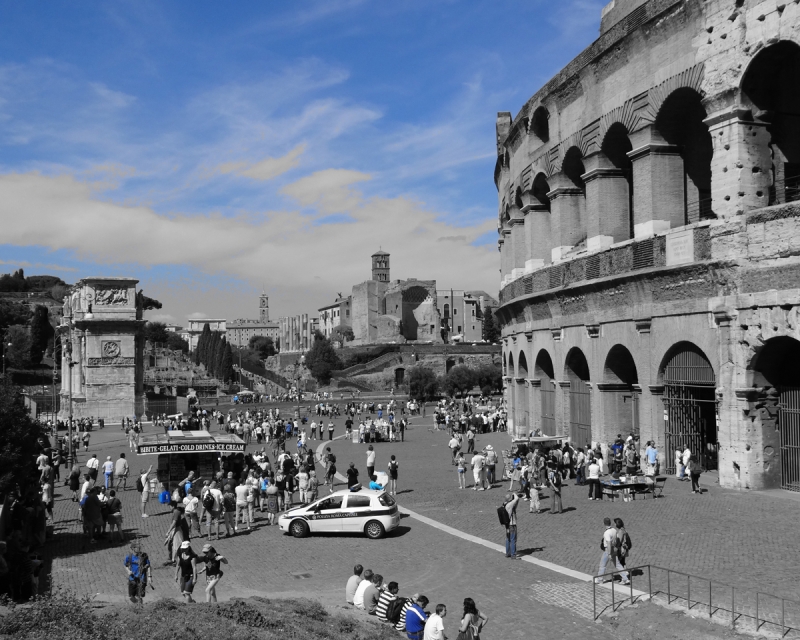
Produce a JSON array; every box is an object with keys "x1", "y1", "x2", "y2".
[{"x1": 345, "y1": 564, "x2": 489, "y2": 640}]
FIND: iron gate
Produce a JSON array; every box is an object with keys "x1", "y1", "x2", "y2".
[
  {"x1": 778, "y1": 387, "x2": 800, "y2": 492},
  {"x1": 663, "y1": 347, "x2": 717, "y2": 473},
  {"x1": 569, "y1": 379, "x2": 591, "y2": 446},
  {"x1": 541, "y1": 380, "x2": 556, "y2": 434}
]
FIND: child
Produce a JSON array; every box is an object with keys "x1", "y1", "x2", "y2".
[
  {"x1": 297, "y1": 467, "x2": 310, "y2": 504},
  {"x1": 508, "y1": 464, "x2": 522, "y2": 492}
]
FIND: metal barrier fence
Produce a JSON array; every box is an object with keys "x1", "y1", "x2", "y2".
[{"x1": 592, "y1": 565, "x2": 800, "y2": 637}]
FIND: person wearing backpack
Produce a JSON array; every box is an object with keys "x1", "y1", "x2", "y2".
[
  {"x1": 597, "y1": 517, "x2": 629, "y2": 584},
  {"x1": 613, "y1": 517, "x2": 632, "y2": 580},
  {"x1": 458, "y1": 597, "x2": 489, "y2": 640},
  {"x1": 387, "y1": 455, "x2": 399, "y2": 496},
  {"x1": 500, "y1": 492, "x2": 520, "y2": 559}
]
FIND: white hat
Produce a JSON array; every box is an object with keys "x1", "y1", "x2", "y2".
[
  {"x1": 485, "y1": 445, "x2": 493, "y2": 450},
  {"x1": 180, "y1": 540, "x2": 191, "y2": 549}
]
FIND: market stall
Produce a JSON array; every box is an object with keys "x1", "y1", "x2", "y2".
[{"x1": 136, "y1": 430, "x2": 246, "y2": 492}]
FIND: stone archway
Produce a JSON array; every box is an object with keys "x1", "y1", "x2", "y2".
[
  {"x1": 565, "y1": 347, "x2": 591, "y2": 446},
  {"x1": 600, "y1": 344, "x2": 640, "y2": 442},
  {"x1": 535, "y1": 349, "x2": 555, "y2": 434},
  {"x1": 749, "y1": 336, "x2": 800, "y2": 491}
]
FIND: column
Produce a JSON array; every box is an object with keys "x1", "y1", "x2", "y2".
[
  {"x1": 510, "y1": 207, "x2": 526, "y2": 280},
  {"x1": 704, "y1": 106, "x2": 771, "y2": 218},
  {"x1": 582, "y1": 151, "x2": 631, "y2": 251},
  {"x1": 521, "y1": 189, "x2": 550, "y2": 270},
  {"x1": 627, "y1": 126, "x2": 684, "y2": 238},
  {"x1": 548, "y1": 171, "x2": 586, "y2": 262},
  {"x1": 500, "y1": 229, "x2": 512, "y2": 286}
]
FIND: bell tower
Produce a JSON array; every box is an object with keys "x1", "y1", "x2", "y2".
[
  {"x1": 259, "y1": 293, "x2": 269, "y2": 322},
  {"x1": 371, "y1": 250, "x2": 390, "y2": 282}
]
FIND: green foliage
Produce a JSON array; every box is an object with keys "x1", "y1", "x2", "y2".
[
  {"x1": 330, "y1": 325, "x2": 354, "y2": 344},
  {"x1": 195, "y1": 323, "x2": 211, "y2": 365},
  {"x1": 0, "y1": 591, "x2": 397, "y2": 640},
  {"x1": 304, "y1": 333, "x2": 341, "y2": 385},
  {"x1": 482, "y1": 306, "x2": 500, "y2": 343},
  {"x1": 220, "y1": 342, "x2": 234, "y2": 382},
  {"x1": 0, "y1": 269, "x2": 28, "y2": 292},
  {"x1": 442, "y1": 364, "x2": 476, "y2": 397},
  {"x1": 25, "y1": 275, "x2": 68, "y2": 291},
  {"x1": 28, "y1": 305, "x2": 53, "y2": 365},
  {"x1": 0, "y1": 377, "x2": 41, "y2": 496},
  {"x1": 0, "y1": 299, "x2": 32, "y2": 332},
  {"x1": 143, "y1": 321, "x2": 169, "y2": 345},
  {"x1": 474, "y1": 362, "x2": 503, "y2": 395},
  {"x1": 166, "y1": 332, "x2": 189, "y2": 353},
  {"x1": 408, "y1": 366, "x2": 439, "y2": 401},
  {"x1": 249, "y1": 335, "x2": 276, "y2": 358},
  {"x1": 5, "y1": 325, "x2": 33, "y2": 369}
]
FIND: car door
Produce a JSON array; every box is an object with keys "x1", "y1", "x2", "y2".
[
  {"x1": 308, "y1": 495, "x2": 344, "y2": 532},
  {"x1": 341, "y1": 494, "x2": 373, "y2": 532}
]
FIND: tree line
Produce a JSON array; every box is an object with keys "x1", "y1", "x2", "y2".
[{"x1": 194, "y1": 323, "x2": 234, "y2": 382}]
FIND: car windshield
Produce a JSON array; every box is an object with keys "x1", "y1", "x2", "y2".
[{"x1": 378, "y1": 493, "x2": 395, "y2": 507}]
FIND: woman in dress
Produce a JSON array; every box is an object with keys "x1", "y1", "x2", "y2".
[
  {"x1": 458, "y1": 597, "x2": 489, "y2": 640},
  {"x1": 68, "y1": 464, "x2": 81, "y2": 501},
  {"x1": 198, "y1": 543, "x2": 228, "y2": 602}
]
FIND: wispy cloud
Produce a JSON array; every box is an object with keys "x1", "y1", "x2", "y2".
[{"x1": 212, "y1": 144, "x2": 305, "y2": 182}]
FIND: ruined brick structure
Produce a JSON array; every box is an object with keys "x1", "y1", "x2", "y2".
[{"x1": 495, "y1": 0, "x2": 800, "y2": 491}]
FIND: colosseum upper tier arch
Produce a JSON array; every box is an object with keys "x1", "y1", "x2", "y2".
[{"x1": 495, "y1": 0, "x2": 800, "y2": 492}]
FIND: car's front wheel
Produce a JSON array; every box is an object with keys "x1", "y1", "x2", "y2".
[
  {"x1": 364, "y1": 520, "x2": 385, "y2": 539},
  {"x1": 290, "y1": 519, "x2": 309, "y2": 538}
]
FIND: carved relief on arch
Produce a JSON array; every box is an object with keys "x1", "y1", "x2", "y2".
[
  {"x1": 598, "y1": 94, "x2": 648, "y2": 145},
  {"x1": 640, "y1": 63, "x2": 705, "y2": 125}
]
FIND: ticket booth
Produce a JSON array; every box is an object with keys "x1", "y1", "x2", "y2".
[{"x1": 136, "y1": 430, "x2": 246, "y2": 492}]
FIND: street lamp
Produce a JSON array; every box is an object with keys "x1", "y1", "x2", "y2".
[{"x1": 2, "y1": 342, "x2": 10, "y2": 376}]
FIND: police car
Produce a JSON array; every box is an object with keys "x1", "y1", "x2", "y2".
[{"x1": 278, "y1": 487, "x2": 400, "y2": 539}]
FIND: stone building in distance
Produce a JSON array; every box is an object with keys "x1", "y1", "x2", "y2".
[
  {"x1": 496, "y1": 0, "x2": 800, "y2": 492},
  {"x1": 227, "y1": 293, "x2": 280, "y2": 348}
]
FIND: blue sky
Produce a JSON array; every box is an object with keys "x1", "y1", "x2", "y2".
[{"x1": 0, "y1": 0, "x2": 607, "y2": 324}]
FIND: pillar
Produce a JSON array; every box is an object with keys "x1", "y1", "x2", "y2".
[
  {"x1": 548, "y1": 171, "x2": 586, "y2": 262},
  {"x1": 627, "y1": 126, "x2": 684, "y2": 238},
  {"x1": 520, "y1": 189, "x2": 550, "y2": 270},
  {"x1": 582, "y1": 152, "x2": 631, "y2": 251},
  {"x1": 500, "y1": 229, "x2": 512, "y2": 285},
  {"x1": 704, "y1": 106, "x2": 771, "y2": 218},
  {"x1": 510, "y1": 207, "x2": 526, "y2": 280}
]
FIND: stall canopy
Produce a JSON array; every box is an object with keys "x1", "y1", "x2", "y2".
[{"x1": 136, "y1": 430, "x2": 246, "y2": 455}]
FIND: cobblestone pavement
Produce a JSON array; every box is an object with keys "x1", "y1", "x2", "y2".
[
  {"x1": 324, "y1": 415, "x2": 800, "y2": 605},
  {"x1": 41, "y1": 412, "x2": 800, "y2": 638}
]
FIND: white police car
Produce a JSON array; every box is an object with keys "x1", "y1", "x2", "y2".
[{"x1": 278, "y1": 488, "x2": 400, "y2": 539}]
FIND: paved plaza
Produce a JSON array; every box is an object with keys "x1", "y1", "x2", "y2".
[{"x1": 41, "y1": 406, "x2": 800, "y2": 638}]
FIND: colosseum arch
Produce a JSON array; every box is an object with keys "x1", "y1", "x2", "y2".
[
  {"x1": 528, "y1": 172, "x2": 553, "y2": 266},
  {"x1": 741, "y1": 40, "x2": 800, "y2": 205},
  {"x1": 601, "y1": 344, "x2": 640, "y2": 441},
  {"x1": 653, "y1": 88, "x2": 714, "y2": 222},
  {"x1": 748, "y1": 336, "x2": 800, "y2": 491},
  {"x1": 599, "y1": 122, "x2": 634, "y2": 241},
  {"x1": 534, "y1": 349, "x2": 556, "y2": 434},
  {"x1": 658, "y1": 341, "x2": 717, "y2": 473},
  {"x1": 564, "y1": 347, "x2": 591, "y2": 445},
  {"x1": 531, "y1": 105, "x2": 550, "y2": 143}
]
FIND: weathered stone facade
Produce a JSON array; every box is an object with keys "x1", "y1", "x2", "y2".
[
  {"x1": 58, "y1": 277, "x2": 145, "y2": 420},
  {"x1": 496, "y1": 0, "x2": 800, "y2": 491}
]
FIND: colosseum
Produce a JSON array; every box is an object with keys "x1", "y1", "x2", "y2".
[{"x1": 495, "y1": 0, "x2": 800, "y2": 491}]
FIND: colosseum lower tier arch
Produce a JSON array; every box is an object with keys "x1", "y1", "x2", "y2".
[{"x1": 496, "y1": 0, "x2": 800, "y2": 491}]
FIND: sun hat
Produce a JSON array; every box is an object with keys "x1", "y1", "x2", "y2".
[{"x1": 180, "y1": 540, "x2": 191, "y2": 549}]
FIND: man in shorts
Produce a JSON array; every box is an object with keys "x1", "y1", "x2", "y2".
[
  {"x1": 124, "y1": 542, "x2": 152, "y2": 604},
  {"x1": 139, "y1": 465, "x2": 153, "y2": 518},
  {"x1": 174, "y1": 540, "x2": 198, "y2": 603}
]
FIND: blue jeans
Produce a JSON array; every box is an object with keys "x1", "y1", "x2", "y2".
[
  {"x1": 598, "y1": 551, "x2": 628, "y2": 581},
  {"x1": 104, "y1": 472, "x2": 112, "y2": 489},
  {"x1": 505, "y1": 525, "x2": 517, "y2": 557}
]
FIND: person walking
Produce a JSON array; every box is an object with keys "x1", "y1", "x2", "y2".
[
  {"x1": 458, "y1": 598, "x2": 488, "y2": 640},
  {"x1": 613, "y1": 517, "x2": 632, "y2": 577},
  {"x1": 502, "y1": 491, "x2": 520, "y2": 558},
  {"x1": 587, "y1": 456, "x2": 602, "y2": 501},
  {"x1": 456, "y1": 452, "x2": 467, "y2": 489},
  {"x1": 547, "y1": 460, "x2": 563, "y2": 514},
  {"x1": 102, "y1": 456, "x2": 114, "y2": 489},
  {"x1": 174, "y1": 540, "x2": 198, "y2": 603},
  {"x1": 596, "y1": 517, "x2": 629, "y2": 584},
  {"x1": 387, "y1": 455, "x2": 399, "y2": 496},
  {"x1": 198, "y1": 543, "x2": 228, "y2": 603},
  {"x1": 687, "y1": 454, "x2": 703, "y2": 493},
  {"x1": 114, "y1": 453, "x2": 129, "y2": 491},
  {"x1": 471, "y1": 450, "x2": 487, "y2": 490},
  {"x1": 484, "y1": 445, "x2": 498, "y2": 485},
  {"x1": 139, "y1": 465, "x2": 154, "y2": 518}
]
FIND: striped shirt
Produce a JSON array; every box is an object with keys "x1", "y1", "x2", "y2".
[
  {"x1": 395, "y1": 599, "x2": 414, "y2": 631},
  {"x1": 375, "y1": 590, "x2": 396, "y2": 622}
]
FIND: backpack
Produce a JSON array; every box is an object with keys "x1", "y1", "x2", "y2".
[
  {"x1": 202, "y1": 491, "x2": 216, "y2": 511},
  {"x1": 616, "y1": 530, "x2": 632, "y2": 556},
  {"x1": 386, "y1": 596, "x2": 407, "y2": 624},
  {"x1": 136, "y1": 476, "x2": 144, "y2": 492},
  {"x1": 497, "y1": 504, "x2": 511, "y2": 526},
  {"x1": 548, "y1": 469, "x2": 561, "y2": 488}
]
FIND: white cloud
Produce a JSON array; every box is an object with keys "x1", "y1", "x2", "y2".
[
  {"x1": 214, "y1": 144, "x2": 305, "y2": 182},
  {"x1": 0, "y1": 171, "x2": 498, "y2": 316}
]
